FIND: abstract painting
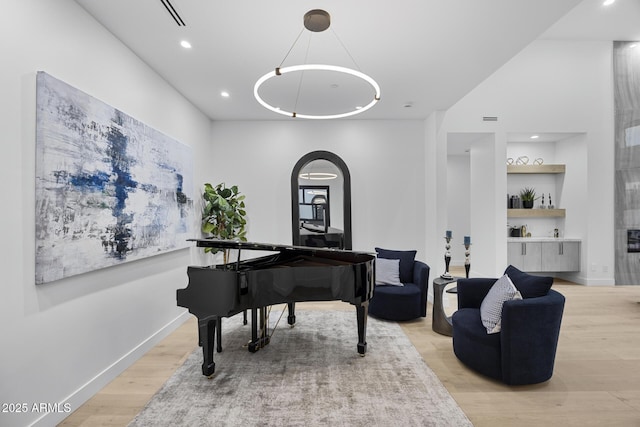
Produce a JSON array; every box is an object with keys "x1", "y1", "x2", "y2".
[{"x1": 35, "y1": 72, "x2": 194, "y2": 285}]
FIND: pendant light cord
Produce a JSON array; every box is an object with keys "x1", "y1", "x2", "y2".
[
  {"x1": 278, "y1": 28, "x2": 305, "y2": 68},
  {"x1": 331, "y1": 28, "x2": 362, "y2": 71},
  {"x1": 293, "y1": 33, "x2": 313, "y2": 115}
]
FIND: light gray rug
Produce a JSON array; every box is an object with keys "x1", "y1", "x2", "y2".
[{"x1": 129, "y1": 310, "x2": 472, "y2": 427}]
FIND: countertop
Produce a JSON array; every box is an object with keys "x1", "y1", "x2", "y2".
[{"x1": 507, "y1": 237, "x2": 581, "y2": 243}]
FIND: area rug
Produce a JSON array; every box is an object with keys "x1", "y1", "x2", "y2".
[{"x1": 129, "y1": 310, "x2": 472, "y2": 427}]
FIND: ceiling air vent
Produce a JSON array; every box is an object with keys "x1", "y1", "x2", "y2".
[
  {"x1": 160, "y1": 0, "x2": 185, "y2": 26},
  {"x1": 482, "y1": 116, "x2": 498, "y2": 121}
]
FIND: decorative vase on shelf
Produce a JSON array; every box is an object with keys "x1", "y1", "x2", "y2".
[{"x1": 519, "y1": 187, "x2": 537, "y2": 210}]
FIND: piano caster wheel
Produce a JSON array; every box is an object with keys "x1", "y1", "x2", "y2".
[
  {"x1": 357, "y1": 342, "x2": 367, "y2": 356},
  {"x1": 202, "y1": 363, "x2": 215, "y2": 377},
  {"x1": 248, "y1": 342, "x2": 259, "y2": 353}
]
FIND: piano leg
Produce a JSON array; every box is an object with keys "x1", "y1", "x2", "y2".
[
  {"x1": 249, "y1": 308, "x2": 258, "y2": 352},
  {"x1": 198, "y1": 317, "x2": 217, "y2": 376},
  {"x1": 248, "y1": 307, "x2": 271, "y2": 352},
  {"x1": 216, "y1": 317, "x2": 222, "y2": 353},
  {"x1": 261, "y1": 306, "x2": 269, "y2": 347},
  {"x1": 287, "y1": 302, "x2": 296, "y2": 326},
  {"x1": 355, "y1": 302, "x2": 368, "y2": 356}
]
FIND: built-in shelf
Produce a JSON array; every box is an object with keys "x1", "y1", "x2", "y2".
[
  {"x1": 507, "y1": 208, "x2": 566, "y2": 218},
  {"x1": 507, "y1": 164, "x2": 565, "y2": 174}
]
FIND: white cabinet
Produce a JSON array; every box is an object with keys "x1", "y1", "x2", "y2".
[{"x1": 507, "y1": 240, "x2": 580, "y2": 272}]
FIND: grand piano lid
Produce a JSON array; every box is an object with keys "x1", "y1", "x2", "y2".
[{"x1": 188, "y1": 238, "x2": 374, "y2": 255}]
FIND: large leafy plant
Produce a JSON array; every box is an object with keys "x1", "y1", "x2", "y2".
[{"x1": 201, "y1": 183, "x2": 247, "y2": 263}]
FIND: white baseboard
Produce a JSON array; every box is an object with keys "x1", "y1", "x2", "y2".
[{"x1": 30, "y1": 311, "x2": 191, "y2": 427}]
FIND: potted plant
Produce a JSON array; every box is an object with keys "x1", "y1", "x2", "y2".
[
  {"x1": 201, "y1": 182, "x2": 247, "y2": 264},
  {"x1": 519, "y1": 187, "x2": 538, "y2": 209}
]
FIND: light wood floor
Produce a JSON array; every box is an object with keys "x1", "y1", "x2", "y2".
[{"x1": 61, "y1": 269, "x2": 640, "y2": 427}]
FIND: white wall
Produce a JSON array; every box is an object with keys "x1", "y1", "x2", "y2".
[
  {"x1": 420, "y1": 112, "x2": 447, "y2": 299},
  {"x1": 440, "y1": 39, "x2": 615, "y2": 284},
  {"x1": 208, "y1": 120, "x2": 429, "y2": 260},
  {"x1": 555, "y1": 134, "x2": 590, "y2": 282},
  {"x1": 0, "y1": 1, "x2": 212, "y2": 426},
  {"x1": 470, "y1": 134, "x2": 508, "y2": 277},
  {"x1": 446, "y1": 155, "x2": 471, "y2": 266}
]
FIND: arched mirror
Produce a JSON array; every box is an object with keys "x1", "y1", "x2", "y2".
[{"x1": 291, "y1": 151, "x2": 352, "y2": 249}]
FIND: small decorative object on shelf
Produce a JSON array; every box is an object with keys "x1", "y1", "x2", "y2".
[
  {"x1": 464, "y1": 236, "x2": 471, "y2": 279},
  {"x1": 441, "y1": 231, "x2": 453, "y2": 279},
  {"x1": 548, "y1": 193, "x2": 554, "y2": 209},
  {"x1": 540, "y1": 193, "x2": 546, "y2": 209},
  {"x1": 533, "y1": 158, "x2": 544, "y2": 165},
  {"x1": 519, "y1": 187, "x2": 537, "y2": 209}
]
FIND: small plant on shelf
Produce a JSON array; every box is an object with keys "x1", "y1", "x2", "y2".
[{"x1": 519, "y1": 187, "x2": 538, "y2": 209}]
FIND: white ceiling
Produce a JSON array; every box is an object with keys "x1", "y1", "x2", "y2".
[
  {"x1": 447, "y1": 132, "x2": 588, "y2": 155},
  {"x1": 540, "y1": 0, "x2": 640, "y2": 41},
  {"x1": 74, "y1": 0, "x2": 638, "y2": 122}
]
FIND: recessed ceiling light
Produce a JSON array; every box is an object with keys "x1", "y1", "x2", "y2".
[
  {"x1": 603, "y1": 0, "x2": 615, "y2": 6},
  {"x1": 180, "y1": 40, "x2": 192, "y2": 49},
  {"x1": 221, "y1": 91, "x2": 230, "y2": 98},
  {"x1": 630, "y1": 43, "x2": 638, "y2": 49},
  {"x1": 530, "y1": 135, "x2": 540, "y2": 139}
]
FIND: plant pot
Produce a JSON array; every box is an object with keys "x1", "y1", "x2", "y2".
[{"x1": 522, "y1": 200, "x2": 534, "y2": 209}]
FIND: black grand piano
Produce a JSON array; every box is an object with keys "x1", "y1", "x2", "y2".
[{"x1": 177, "y1": 239, "x2": 375, "y2": 376}]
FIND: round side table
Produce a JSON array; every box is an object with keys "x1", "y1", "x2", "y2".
[{"x1": 432, "y1": 276, "x2": 461, "y2": 336}]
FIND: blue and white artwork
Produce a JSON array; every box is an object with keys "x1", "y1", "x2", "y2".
[{"x1": 35, "y1": 72, "x2": 194, "y2": 285}]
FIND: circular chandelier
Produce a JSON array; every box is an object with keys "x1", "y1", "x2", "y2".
[
  {"x1": 254, "y1": 9, "x2": 381, "y2": 120},
  {"x1": 298, "y1": 172, "x2": 338, "y2": 180},
  {"x1": 254, "y1": 65, "x2": 380, "y2": 120}
]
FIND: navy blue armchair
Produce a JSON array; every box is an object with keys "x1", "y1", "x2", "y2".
[
  {"x1": 368, "y1": 248, "x2": 430, "y2": 321},
  {"x1": 452, "y1": 267, "x2": 565, "y2": 385}
]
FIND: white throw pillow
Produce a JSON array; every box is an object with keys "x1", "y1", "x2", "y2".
[
  {"x1": 480, "y1": 274, "x2": 522, "y2": 334},
  {"x1": 375, "y1": 258, "x2": 403, "y2": 286}
]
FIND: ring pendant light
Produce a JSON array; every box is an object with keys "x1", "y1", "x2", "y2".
[
  {"x1": 254, "y1": 9, "x2": 381, "y2": 120},
  {"x1": 298, "y1": 171, "x2": 338, "y2": 180}
]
